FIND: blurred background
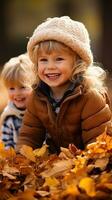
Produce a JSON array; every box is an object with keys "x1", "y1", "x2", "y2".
[{"x1": 0, "y1": 0, "x2": 112, "y2": 112}]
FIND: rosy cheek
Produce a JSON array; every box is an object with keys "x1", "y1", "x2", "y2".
[{"x1": 38, "y1": 68, "x2": 44, "y2": 76}]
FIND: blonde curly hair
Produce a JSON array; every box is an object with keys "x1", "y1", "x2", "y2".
[{"x1": 31, "y1": 40, "x2": 107, "y2": 91}]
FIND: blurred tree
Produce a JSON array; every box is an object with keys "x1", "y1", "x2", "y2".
[
  {"x1": 100, "y1": 0, "x2": 112, "y2": 73},
  {"x1": 55, "y1": 0, "x2": 74, "y2": 16},
  {"x1": 0, "y1": 0, "x2": 9, "y2": 65}
]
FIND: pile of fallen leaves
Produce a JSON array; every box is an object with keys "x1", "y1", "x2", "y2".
[{"x1": 0, "y1": 130, "x2": 112, "y2": 200}]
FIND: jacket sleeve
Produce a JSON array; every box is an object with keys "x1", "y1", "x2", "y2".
[
  {"x1": 16, "y1": 92, "x2": 46, "y2": 151},
  {"x1": 81, "y1": 89, "x2": 112, "y2": 146}
]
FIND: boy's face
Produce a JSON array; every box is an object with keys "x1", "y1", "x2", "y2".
[
  {"x1": 37, "y1": 49, "x2": 75, "y2": 94},
  {"x1": 8, "y1": 85, "x2": 32, "y2": 109}
]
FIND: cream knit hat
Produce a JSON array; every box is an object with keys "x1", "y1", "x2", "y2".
[{"x1": 27, "y1": 16, "x2": 93, "y2": 66}]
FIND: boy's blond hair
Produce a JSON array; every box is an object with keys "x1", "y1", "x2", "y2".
[{"x1": 1, "y1": 53, "x2": 36, "y2": 88}]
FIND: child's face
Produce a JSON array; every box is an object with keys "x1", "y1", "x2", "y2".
[
  {"x1": 8, "y1": 85, "x2": 32, "y2": 109},
  {"x1": 38, "y1": 49, "x2": 75, "y2": 90}
]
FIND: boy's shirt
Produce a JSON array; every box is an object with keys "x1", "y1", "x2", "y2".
[{"x1": 0, "y1": 102, "x2": 25, "y2": 148}]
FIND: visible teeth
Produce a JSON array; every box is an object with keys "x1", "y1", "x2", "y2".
[
  {"x1": 15, "y1": 98, "x2": 25, "y2": 101},
  {"x1": 47, "y1": 74, "x2": 59, "y2": 77}
]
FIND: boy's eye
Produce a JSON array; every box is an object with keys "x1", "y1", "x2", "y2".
[
  {"x1": 39, "y1": 58, "x2": 48, "y2": 62},
  {"x1": 9, "y1": 87, "x2": 15, "y2": 90}
]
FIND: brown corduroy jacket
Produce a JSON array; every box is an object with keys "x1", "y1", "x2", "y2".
[{"x1": 16, "y1": 84, "x2": 112, "y2": 153}]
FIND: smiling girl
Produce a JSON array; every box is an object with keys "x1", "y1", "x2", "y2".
[{"x1": 17, "y1": 16, "x2": 112, "y2": 153}]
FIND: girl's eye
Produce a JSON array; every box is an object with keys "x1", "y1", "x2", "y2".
[{"x1": 56, "y1": 57, "x2": 64, "y2": 61}]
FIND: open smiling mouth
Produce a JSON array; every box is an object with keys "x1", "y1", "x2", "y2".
[
  {"x1": 45, "y1": 73, "x2": 61, "y2": 79},
  {"x1": 15, "y1": 98, "x2": 26, "y2": 102}
]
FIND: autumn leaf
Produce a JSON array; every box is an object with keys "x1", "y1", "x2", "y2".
[
  {"x1": 79, "y1": 177, "x2": 96, "y2": 197},
  {"x1": 0, "y1": 128, "x2": 112, "y2": 199},
  {"x1": 94, "y1": 157, "x2": 109, "y2": 170},
  {"x1": 36, "y1": 190, "x2": 50, "y2": 197},
  {"x1": 20, "y1": 145, "x2": 36, "y2": 162},
  {"x1": 41, "y1": 159, "x2": 73, "y2": 177},
  {"x1": 43, "y1": 177, "x2": 60, "y2": 188},
  {"x1": 0, "y1": 141, "x2": 7, "y2": 158},
  {"x1": 8, "y1": 189, "x2": 36, "y2": 200},
  {"x1": 33, "y1": 144, "x2": 48, "y2": 157},
  {"x1": 6, "y1": 147, "x2": 16, "y2": 159},
  {"x1": 72, "y1": 155, "x2": 87, "y2": 173},
  {"x1": 0, "y1": 141, "x2": 4, "y2": 150},
  {"x1": 60, "y1": 147, "x2": 74, "y2": 159},
  {"x1": 62, "y1": 184, "x2": 80, "y2": 196}
]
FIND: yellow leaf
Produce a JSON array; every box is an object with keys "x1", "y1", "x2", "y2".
[
  {"x1": 79, "y1": 177, "x2": 96, "y2": 197},
  {"x1": 44, "y1": 177, "x2": 59, "y2": 188},
  {"x1": 20, "y1": 145, "x2": 36, "y2": 162},
  {"x1": 33, "y1": 144, "x2": 48, "y2": 157},
  {"x1": 72, "y1": 156, "x2": 87, "y2": 173}
]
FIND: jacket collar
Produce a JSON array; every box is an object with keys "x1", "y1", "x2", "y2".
[{"x1": 35, "y1": 74, "x2": 84, "y2": 101}]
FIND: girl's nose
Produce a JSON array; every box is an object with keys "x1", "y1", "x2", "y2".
[{"x1": 47, "y1": 60, "x2": 56, "y2": 69}]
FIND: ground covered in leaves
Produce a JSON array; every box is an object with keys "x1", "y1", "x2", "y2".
[{"x1": 0, "y1": 131, "x2": 112, "y2": 200}]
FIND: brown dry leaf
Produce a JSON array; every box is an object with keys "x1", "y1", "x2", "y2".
[
  {"x1": 23, "y1": 173, "x2": 36, "y2": 189},
  {"x1": 69, "y1": 143, "x2": 82, "y2": 156},
  {"x1": 0, "y1": 189, "x2": 13, "y2": 200},
  {"x1": 79, "y1": 177, "x2": 96, "y2": 197},
  {"x1": 60, "y1": 147, "x2": 74, "y2": 159},
  {"x1": 94, "y1": 157, "x2": 109, "y2": 170},
  {"x1": 2, "y1": 171, "x2": 16, "y2": 180},
  {"x1": 36, "y1": 190, "x2": 50, "y2": 197},
  {"x1": 99, "y1": 172, "x2": 112, "y2": 184},
  {"x1": 20, "y1": 145, "x2": 36, "y2": 162},
  {"x1": 3, "y1": 164, "x2": 19, "y2": 174},
  {"x1": 20, "y1": 165, "x2": 33, "y2": 175},
  {"x1": 41, "y1": 159, "x2": 73, "y2": 177}
]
